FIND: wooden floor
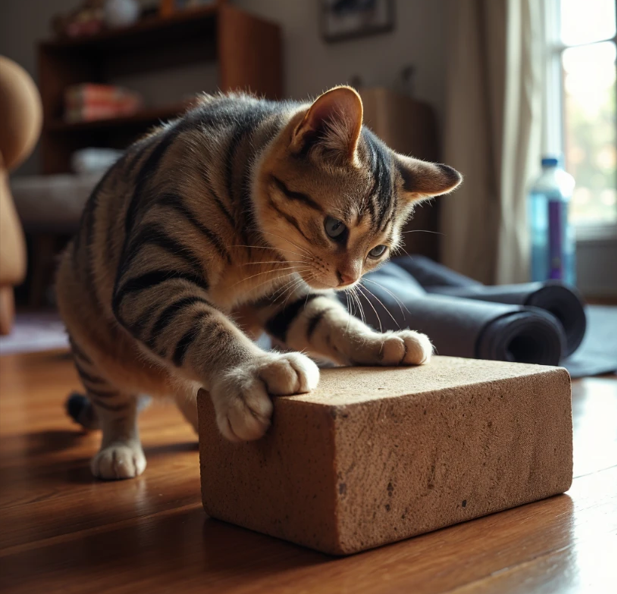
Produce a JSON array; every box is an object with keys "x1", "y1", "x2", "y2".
[{"x1": 0, "y1": 350, "x2": 616, "y2": 594}]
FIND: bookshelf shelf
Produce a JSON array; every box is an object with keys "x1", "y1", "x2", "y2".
[
  {"x1": 44, "y1": 103, "x2": 190, "y2": 132},
  {"x1": 37, "y1": 4, "x2": 282, "y2": 174},
  {"x1": 40, "y1": 5, "x2": 219, "y2": 52}
]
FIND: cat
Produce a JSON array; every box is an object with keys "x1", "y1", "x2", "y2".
[{"x1": 56, "y1": 86, "x2": 462, "y2": 480}]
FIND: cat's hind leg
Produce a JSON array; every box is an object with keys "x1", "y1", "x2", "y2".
[{"x1": 66, "y1": 391, "x2": 100, "y2": 431}]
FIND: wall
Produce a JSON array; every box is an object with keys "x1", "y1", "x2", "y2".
[
  {"x1": 234, "y1": 0, "x2": 448, "y2": 117},
  {"x1": 0, "y1": 0, "x2": 448, "y2": 176}
]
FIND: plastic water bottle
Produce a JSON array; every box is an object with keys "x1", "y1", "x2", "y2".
[{"x1": 528, "y1": 156, "x2": 576, "y2": 285}]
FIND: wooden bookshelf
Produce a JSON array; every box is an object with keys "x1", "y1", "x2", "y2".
[
  {"x1": 37, "y1": 4, "x2": 282, "y2": 174},
  {"x1": 40, "y1": 5, "x2": 219, "y2": 51},
  {"x1": 44, "y1": 103, "x2": 192, "y2": 132}
]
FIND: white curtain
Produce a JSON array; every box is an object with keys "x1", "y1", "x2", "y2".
[{"x1": 441, "y1": 0, "x2": 545, "y2": 284}]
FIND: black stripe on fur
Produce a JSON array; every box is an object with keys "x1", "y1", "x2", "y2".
[
  {"x1": 271, "y1": 176, "x2": 323, "y2": 212},
  {"x1": 87, "y1": 386, "x2": 119, "y2": 399},
  {"x1": 363, "y1": 130, "x2": 394, "y2": 231},
  {"x1": 195, "y1": 159, "x2": 238, "y2": 233},
  {"x1": 123, "y1": 222, "x2": 205, "y2": 277},
  {"x1": 89, "y1": 397, "x2": 130, "y2": 412},
  {"x1": 80, "y1": 164, "x2": 114, "y2": 254},
  {"x1": 306, "y1": 308, "x2": 332, "y2": 341},
  {"x1": 124, "y1": 119, "x2": 191, "y2": 237},
  {"x1": 266, "y1": 294, "x2": 320, "y2": 343},
  {"x1": 267, "y1": 198, "x2": 312, "y2": 243},
  {"x1": 224, "y1": 122, "x2": 251, "y2": 205},
  {"x1": 158, "y1": 193, "x2": 232, "y2": 264},
  {"x1": 172, "y1": 311, "x2": 209, "y2": 366},
  {"x1": 362, "y1": 141, "x2": 380, "y2": 227},
  {"x1": 74, "y1": 361, "x2": 107, "y2": 386},
  {"x1": 147, "y1": 296, "x2": 212, "y2": 347},
  {"x1": 224, "y1": 104, "x2": 278, "y2": 210},
  {"x1": 68, "y1": 336, "x2": 92, "y2": 364},
  {"x1": 113, "y1": 270, "x2": 206, "y2": 319}
]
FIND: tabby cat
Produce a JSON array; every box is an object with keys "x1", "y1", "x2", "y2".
[{"x1": 57, "y1": 86, "x2": 462, "y2": 480}]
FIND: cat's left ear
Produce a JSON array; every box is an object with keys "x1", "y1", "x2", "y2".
[
  {"x1": 396, "y1": 155, "x2": 463, "y2": 200},
  {"x1": 291, "y1": 86, "x2": 363, "y2": 163}
]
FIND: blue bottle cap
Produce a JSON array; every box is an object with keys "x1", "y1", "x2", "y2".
[{"x1": 541, "y1": 156, "x2": 560, "y2": 167}]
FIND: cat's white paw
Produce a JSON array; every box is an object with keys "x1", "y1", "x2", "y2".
[
  {"x1": 385, "y1": 330, "x2": 434, "y2": 365},
  {"x1": 345, "y1": 330, "x2": 433, "y2": 366},
  {"x1": 91, "y1": 442, "x2": 146, "y2": 480},
  {"x1": 211, "y1": 352, "x2": 320, "y2": 442}
]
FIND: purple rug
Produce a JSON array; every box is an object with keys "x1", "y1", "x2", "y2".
[{"x1": 0, "y1": 312, "x2": 69, "y2": 355}]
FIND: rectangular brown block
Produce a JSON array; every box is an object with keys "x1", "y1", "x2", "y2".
[{"x1": 198, "y1": 356, "x2": 573, "y2": 555}]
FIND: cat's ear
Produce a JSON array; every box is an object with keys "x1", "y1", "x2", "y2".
[
  {"x1": 291, "y1": 86, "x2": 363, "y2": 163},
  {"x1": 396, "y1": 155, "x2": 462, "y2": 200}
]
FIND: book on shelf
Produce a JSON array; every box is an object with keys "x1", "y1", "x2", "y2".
[{"x1": 64, "y1": 84, "x2": 143, "y2": 122}]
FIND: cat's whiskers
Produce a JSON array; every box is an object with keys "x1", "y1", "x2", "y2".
[
  {"x1": 247, "y1": 267, "x2": 312, "y2": 304},
  {"x1": 356, "y1": 288, "x2": 368, "y2": 327},
  {"x1": 258, "y1": 230, "x2": 313, "y2": 258},
  {"x1": 349, "y1": 287, "x2": 365, "y2": 322},
  {"x1": 270, "y1": 272, "x2": 308, "y2": 303},
  {"x1": 358, "y1": 283, "x2": 400, "y2": 329},
  {"x1": 347, "y1": 287, "x2": 359, "y2": 323},
  {"x1": 269, "y1": 274, "x2": 300, "y2": 301},
  {"x1": 284, "y1": 269, "x2": 316, "y2": 306},
  {"x1": 401, "y1": 229, "x2": 444, "y2": 236},
  {"x1": 349, "y1": 286, "x2": 367, "y2": 328},
  {"x1": 362, "y1": 278, "x2": 409, "y2": 319},
  {"x1": 250, "y1": 269, "x2": 301, "y2": 295},
  {"x1": 279, "y1": 276, "x2": 307, "y2": 308},
  {"x1": 344, "y1": 291, "x2": 352, "y2": 334},
  {"x1": 392, "y1": 243, "x2": 412, "y2": 258},
  {"x1": 232, "y1": 265, "x2": 300, "y2": 288},
  {"x1": 259, "y1": 229, "x2": 311, "y2": 253}
]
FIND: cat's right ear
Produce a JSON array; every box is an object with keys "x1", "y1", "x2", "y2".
[{"x1": 291, "y1": 86, "x2": 363, "y2": 164}]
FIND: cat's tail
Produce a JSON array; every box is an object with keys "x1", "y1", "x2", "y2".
[{"x1": 65, "y1": 392, "x2": 100, "y2": 430}]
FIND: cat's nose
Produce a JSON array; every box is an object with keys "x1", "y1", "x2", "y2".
[{"x1": 337, "y1": 270, "x2": 358, "y2": 287}]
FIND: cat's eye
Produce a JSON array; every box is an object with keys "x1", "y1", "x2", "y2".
[
  {"x1": 324, "y1": 216, "x2": 346, "y2": 239},
  {"x1": 368, "y1": 245, "x2": 387, "y2": 259}
]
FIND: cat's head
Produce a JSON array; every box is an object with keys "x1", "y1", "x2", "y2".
[{"x1": 254, "y1": 86, "x2": 462, "y2": 291}]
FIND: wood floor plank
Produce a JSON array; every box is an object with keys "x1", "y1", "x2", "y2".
[
  {"x1": 1, "y1": 350, "x2": 616, "y2": 594},
  {"x1": 1, "y1": 468, "x2": 616, "y2": 594}
]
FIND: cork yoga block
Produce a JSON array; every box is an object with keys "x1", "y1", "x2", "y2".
[{"x1": 198, "y1": 356, "x2": 573, "y2": 555}]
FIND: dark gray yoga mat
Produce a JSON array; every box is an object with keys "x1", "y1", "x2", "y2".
[
  {"x1": 393, "y1": 255, "x2": 587, "y2": 357},
  {"x1": 562, "y1": 306, "x2": 617, "y2": 378},
  {"x1": 350, "y1": 264, "x2": 566, "y2": 365}
]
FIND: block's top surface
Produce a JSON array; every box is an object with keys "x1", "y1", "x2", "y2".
[{"x1": 290, "y1": 356, "x2": 569, "y2": 407}]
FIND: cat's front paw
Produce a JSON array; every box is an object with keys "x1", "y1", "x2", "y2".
[
  {"x1": 348, "y1": 330, "x2": 433, "y2": 366},
  {"x1": 210, "y1": 352, "x2": 320, "y2": 442},
  {"x1": 381, "y1": 330, "x2": 433, "y2": 365}
]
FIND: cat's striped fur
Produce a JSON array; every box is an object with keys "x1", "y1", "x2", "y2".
[{"x1": 56, "y1": 87, "x2": 461, "y2": 479}]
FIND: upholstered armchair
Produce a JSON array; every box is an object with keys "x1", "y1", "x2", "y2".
[{"x1": 0, "y1": 56, "x2": 42, "y2": 334}]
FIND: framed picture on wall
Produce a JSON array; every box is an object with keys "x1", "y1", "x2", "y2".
[
  {"x1": 321, "y1": 0, "x2": 395, "y2": 42},
  {"x1": 160, "y1": 0, "x2": 223, "y2": 18}
]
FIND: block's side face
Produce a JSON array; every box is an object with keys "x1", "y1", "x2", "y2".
[
  {"x1": 333, "y1": 368, "x2": 573, "y2": 554},
  {"x1": 198, "y1": 395, "x2": 340, "y2": 554}
]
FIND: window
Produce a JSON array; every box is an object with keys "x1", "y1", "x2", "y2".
[{"x1": 546, "y1": 0, "x2": 617, "y2": 233}]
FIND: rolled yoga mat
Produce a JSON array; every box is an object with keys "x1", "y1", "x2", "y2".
[
  {"x1": 393, "y1": 255, "x2": 587, "y2": 357},
  {"x1": 354, "y1": 264, "x2": 566, "y2": 366}
]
